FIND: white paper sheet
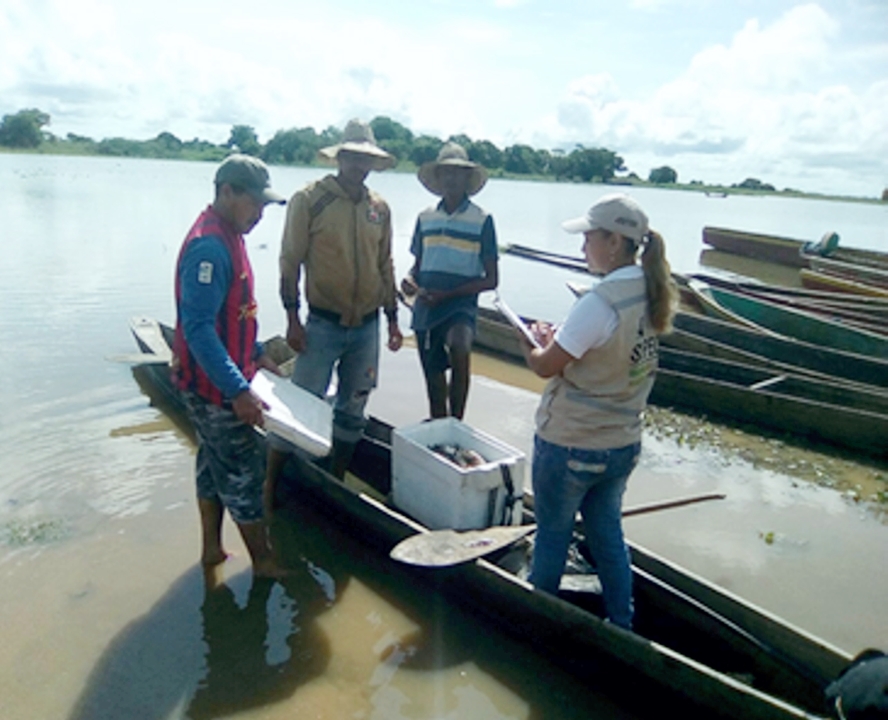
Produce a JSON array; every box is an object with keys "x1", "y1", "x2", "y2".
[{"x1": 493, "y1": 296, "x2": 540, "y2": 348}]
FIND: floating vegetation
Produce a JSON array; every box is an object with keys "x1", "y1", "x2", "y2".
[
  {"x1": 643, "y1": 406, "x2": 888, "y2": 514},
  {"x1": 1, "y1": 517, "x2": 70, "y2": 547}
]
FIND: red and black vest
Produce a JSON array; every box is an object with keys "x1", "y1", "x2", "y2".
[{"x1": 172, "y1": 206, "x2": 258, "y2": 406}]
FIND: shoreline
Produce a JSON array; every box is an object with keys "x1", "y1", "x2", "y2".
[{"x1": 2, "y1": 147, "x2": 882, "y2": 206}]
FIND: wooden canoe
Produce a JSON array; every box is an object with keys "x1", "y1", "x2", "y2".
[
  {"x1": 800, "y1": 268, "x2": 888, "y2": 298},
  {"x1": 669, "y1": 311, "x2": 888, "y2": 391},
  {"x1": 801, "y1": 252, "x2": 888, "y2": 290},
  {"x1": 474, "y1": 306, "x2": 888, "y2": 456},
  {"x1": 690, "y1": 274, "x2": 888, "y2": 333},
  {"x1": 502, "y1": 243, "x2": 591, "y2": 273},
  {"x1": 693, "y1": 281, "x2": 888, "y2": 358},
  {"x1": 702, "y1": 227, "x2": 810, "y2": 268},
  {"x1": 130, "y1": 318, "x2": 851, "y2": 720},
  {"x1": 653, "y1": 347, "x2": 888, "y2": 459},
  {"x1": 482, "y1": 288, "x2": 888, "y2": 392},
  {"x1": 703, "y1": 227, "x2": 888, "y2": 273},
  {"x1": 800, "y1": 239, "x2": 888, "y2": 273}
]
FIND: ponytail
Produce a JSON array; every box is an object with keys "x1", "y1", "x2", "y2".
[{"x1": 639, "y1": 230, "x2": 677, "y2": 334}]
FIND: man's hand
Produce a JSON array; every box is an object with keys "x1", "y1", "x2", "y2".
[
  {"x1": 387, "y1": 321, "x2": 403, "y2": 352},
  {"x1": 232, "y1": 389, "x2": 268, "y2": 427},
  {"x1": 256, "y1": 353, "x2": 283, "y2": 377},
  {"x1": 400, "y1": 275, "x2": 418, "y2": 297},
  {"x1": 417, "y1": 287, "x2": 449, "y2": 307},
  {"x1": 286, "y1": 317, "x2": 307, "y2": 353}
]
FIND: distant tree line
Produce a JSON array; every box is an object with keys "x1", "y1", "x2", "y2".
[{"x1": 1, "y1": 106, "x2": 810, "y2": 195}]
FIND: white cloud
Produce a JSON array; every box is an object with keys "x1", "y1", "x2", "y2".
[
  {"x1": 543, "y1": 3, "x2": 887, "y2": 194},
  {"x1": 0, "y1": 0, "x2": 885, "y2": 196}
]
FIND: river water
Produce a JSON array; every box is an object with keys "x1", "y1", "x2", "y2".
[{"x1": 1, "y1": 153, "x2": 886, "y2": 719}]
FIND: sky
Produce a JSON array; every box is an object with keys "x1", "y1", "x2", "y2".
[{"x1": 1, "y1": 0, "x2": 887, "y2": 198}]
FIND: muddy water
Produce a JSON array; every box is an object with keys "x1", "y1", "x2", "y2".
[
  {"x1": 0, "y1": 386, "x2": 639, "y2": 720},
  {"x1": 3, "y1": 153, "x2": 887, "y2": 718}
]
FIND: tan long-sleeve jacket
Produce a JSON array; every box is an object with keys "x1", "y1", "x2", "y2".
[{"x1": 280, "y1": 175, "x2": 397, "y2": 327}]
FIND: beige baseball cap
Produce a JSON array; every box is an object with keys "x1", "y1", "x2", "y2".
[{"x1": 562, "y1": 193, "x2": 648, "y2": 242}]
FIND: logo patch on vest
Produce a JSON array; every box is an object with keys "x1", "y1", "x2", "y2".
[{"x1": 198, "y1": 261, "x2": 214, "y2": 284}]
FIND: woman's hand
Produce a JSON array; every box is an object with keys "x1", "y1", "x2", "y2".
[{"x1": 530, "y1": 321, "x2": 555, "y2": 348}]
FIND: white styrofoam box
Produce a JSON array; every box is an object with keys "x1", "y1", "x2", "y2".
[
  {"x1": 251, "y1": 370, "x2": 332, "y2": 457},
  {"x1": 392, "y1": 417, "x2": 525, "y2": 530}
]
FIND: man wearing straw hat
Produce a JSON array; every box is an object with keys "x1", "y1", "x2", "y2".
[
  {"x1": 275, "y1": 119, "x2": 402, "y2": 481},
  {"x1": 401, "y1": 142, "x2": 499, "y2": 420}
]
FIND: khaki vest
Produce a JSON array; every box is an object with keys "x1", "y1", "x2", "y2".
[{"x1": 535, "y1": 276, "x2": 657, "y2": 449}]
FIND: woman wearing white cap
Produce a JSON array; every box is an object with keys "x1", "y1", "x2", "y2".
[{"x1": 518, "y1": 193, "x2": 677, "y2": 630}]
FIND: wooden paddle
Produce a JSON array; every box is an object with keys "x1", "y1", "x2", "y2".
[
  {"x1": 390, "y1": 524, "x2": 537, "y2": 567},
  {"x1": 390, "y1": 492, "x2": 726, "y2": 567}
]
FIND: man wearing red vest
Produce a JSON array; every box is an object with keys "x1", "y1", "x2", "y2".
[{"x1": 172, "y1": 154, "x2": 286, "y2": 577}]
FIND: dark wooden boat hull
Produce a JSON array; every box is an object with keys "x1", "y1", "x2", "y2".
[
  {"x1": 503, "y1": 243, "x2": 591, "y2": 273},
  {"x1": 802, "y1": 251, "x2": 888, "y2": 289},
  {"x1": 129, "y1": 318, "x2": 848, "y2": 719},
  {"x1": 654, "y1": 348, "x2": 888, "y2": 458},
  {"x1": 669, "y1": 312, "x2": 888, "y2": 390},
  {"x1": 703, "y1": 227, "x2": 888, "y2": 273},
  {"x1": 800, "y1": 268, "x2": 888, "y2": 298},
  {"x1": 702, "y1": 227, "x2": 810, "y2": 268},
  {"x1": 474, "y1": 307, "x2": 888, "y2": 456}
]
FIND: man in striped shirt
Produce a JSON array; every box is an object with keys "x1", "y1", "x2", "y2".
[{"x1": 401, "y1": 143, "x2": 499, "y2": 419}]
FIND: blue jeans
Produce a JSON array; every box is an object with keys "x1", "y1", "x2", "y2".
[
  {"x1": 529, "y1": 435, "x2": 640, "y2": 630},
  {"x1": 291, "y1": 312, "x2": 379, "y2": 444}
]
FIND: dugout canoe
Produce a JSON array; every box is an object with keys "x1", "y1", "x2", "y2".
[
  {"x1": 800, "y1": 268, "x2": 888, "y2": 298},
  {"x1": 690, "y1": 274, "x2": 888, "y2": 334},
  {"x1": 129, "y1": 317, "x2": 851, "y2": 720},
  {"x1": 669, "y1": 311, "x2": 888, "y2": 391},
  {"x1": 800, "y1": 251, "x2": 888, "y2": 290},
  {"x1": 692, "y1": 281, "x2": 888, "y2": 358},
  {"x1": 702, "y1": 227, "x2": 810, "y2": 268},
  {"x1": 502, "y1": 243, "x2": 591, "y2": 273},
  {"x1": 702, "y1": 226, "x2": 888, "y2": 274},
  {"x1": 653, "y1": 347, "x2": 888, "y2": 459},
  {"x1": 478, "y1": 301, "x2": 888, "y2": 392},
  {"x1": 473, "y1": 306, "x2": 888, "y2": 455}
]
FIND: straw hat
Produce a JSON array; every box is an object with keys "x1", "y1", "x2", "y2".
[
  {"x1": 318, "y1": 119, "x2": 395, "y2": 171},
  {"x1": 418, "y1": 142, "x2": 489, "y2": 197}
]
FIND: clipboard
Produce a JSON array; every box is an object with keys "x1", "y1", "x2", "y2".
[{"x1": 493, "y1": 296, "x2": 540, "y2": 348}]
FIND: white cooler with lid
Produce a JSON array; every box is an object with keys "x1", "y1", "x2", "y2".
[{"x1": 392, "y1": 417, "x2": 525, "y2": 530}]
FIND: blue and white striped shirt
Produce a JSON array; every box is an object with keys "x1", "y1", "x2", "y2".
[{"x1": 410, "y1": 197, "x2": 497, "y2": 331}]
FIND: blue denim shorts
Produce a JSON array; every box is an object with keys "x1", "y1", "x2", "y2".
[{"x1": 183, "y1": 391, "x2": 265, "y2": 524}]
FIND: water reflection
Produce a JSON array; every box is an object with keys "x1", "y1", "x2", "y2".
[
  {"x1": 65, "y1": 498, "x2": 641, "y2": 720},
  {"x1": 67, "y1": 558, "x2": 334, "y2": 719},
  {"x1": 188, "y1": 570, "x2": 331, "y2": 719}
]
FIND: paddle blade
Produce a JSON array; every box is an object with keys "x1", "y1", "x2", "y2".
[{"x1": 390, "y1": 524, "x2": 536, "y2": 568}]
